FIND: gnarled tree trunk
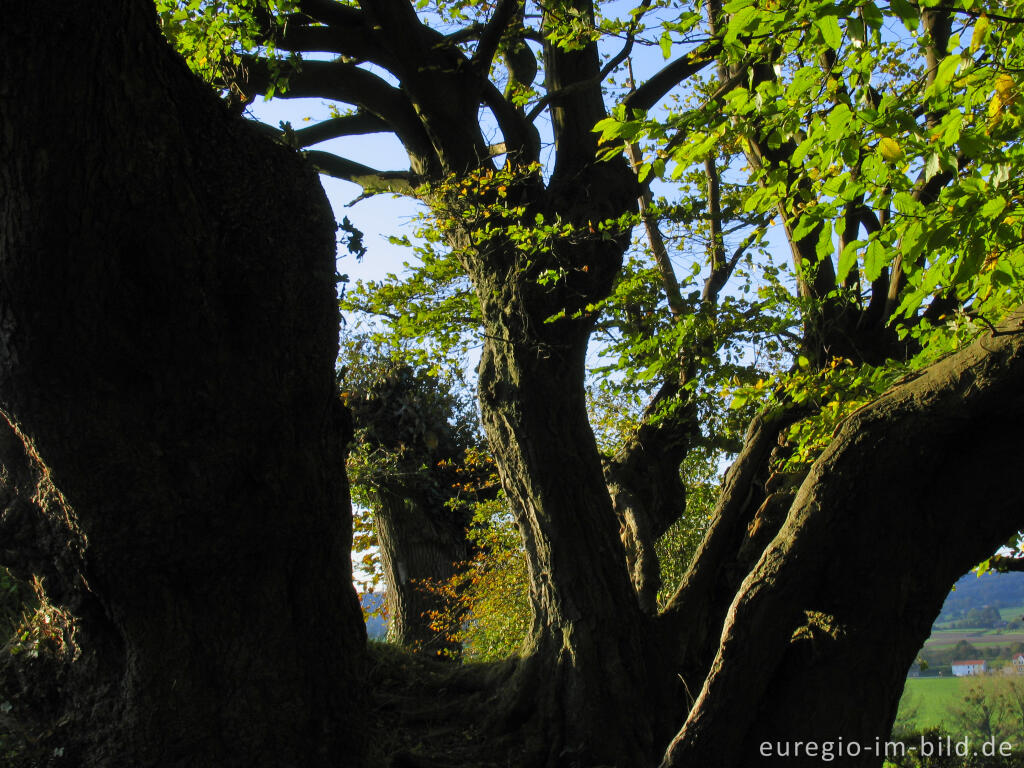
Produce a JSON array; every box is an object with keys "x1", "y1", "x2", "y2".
[
  {"x1": 661, "y1": 312, "x2": 1024, "y2": 768},
  {"x1": 0, "y1": 2, "x2": 366, "y2": 765}
]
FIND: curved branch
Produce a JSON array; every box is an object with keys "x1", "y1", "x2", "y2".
[
  {"x1": 241, "y1": 56, "x2": 436, "y2": 171},
  {"x1": 472, "y1": 0, "x2": 522, "y2": 72},
  {"x1": 276, "y1": 24, "x2": 384, "y2": 63},
  {"x1": 303, "y1": 150, "x2": 416, "y2": 196},
  {"x1": 623, "y1": 40, "x2": 722, "y2": 114},
  {"x1": 481, "y1": 78, "x2": 542, "y2": 162},
  {"x1": 291, "y1": 113, "x2": 392, "y2": 147}
]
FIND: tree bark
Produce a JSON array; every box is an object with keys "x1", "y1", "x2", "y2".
[
  {"x1": 476, "y1": 314, "x2": 659, "y2": 766},
  {"x1": 374, "y1": 488, "x2": 470, "y2": 657},
  {"x1": 662, "y1": 312, "x2": 1024, "y2": 768},
  {"x1": 0, "y1": 2, "x2": 366, "y2": 765}
]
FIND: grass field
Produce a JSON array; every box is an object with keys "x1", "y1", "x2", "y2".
[
  {"x1": 899, "y1": 678, "x2": 964, "y2": 731},
  {"x1": 898, "y1": 675, "x2": 1024, "y2": 738},
  {"x1": 925, "y1": 631, "x2": 1024, "y2": 647},
  {"x1": 1001, "y1": 606, "x2": 1024, "y2": 623}
]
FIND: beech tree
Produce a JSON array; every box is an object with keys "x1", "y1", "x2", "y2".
[
  {"x1": 3, "y1": 1, "x2": 1024, "y2": 768},
  {"x1": 341, "y1": 345, "x2": 485, "y2": 654}
]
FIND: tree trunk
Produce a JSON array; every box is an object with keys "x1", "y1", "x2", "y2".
[
  {"x1": 477, "y1": 324, "x2": 659, "y2": 766},
  {"x1": 0, "y1": 2, "x2": 366, "y2": 765},
  {"x1": 375, "y1": 488, "x2": 470, "y2": 657},
  {"x1": 662, "y1": 311, "x2": 1024, "y2": 768},
  {"x1": 456, "y1": 160, "x2": 661, "y2": 762}
]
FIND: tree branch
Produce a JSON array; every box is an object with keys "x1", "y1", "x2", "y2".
[
  {"x1": 481, "y1": 78, "x2": 542, "y2": 162},
  {"x1": 623, "y1": 40, "x2": 723, "y2": 114},
  {"x1": 241, "y1": 56, "x2": 436, "y2": 172},
  {"x1": 624, "y1": 140, "x2": 685, "y2": 320},
  {"x1": 472, "y1": 0, "x2": 522, "y2": 72},
  {"x1": 290, "y1": 112, "x2": 392, "y2": 147},
  {"x1": 303, "y1": 150, "x2": 416, "y2": 197},
  {"x1": 702, "y1": 155, "x2": 727, "y2": 304},
  {"x1": 275, "y1": 24, "x2": 384, "y2": 64},
  {"x1": 661, "y1": 308, "x2": 1024, "y2": 768}
]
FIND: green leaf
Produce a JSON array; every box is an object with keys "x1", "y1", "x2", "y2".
[
  {"x1": 727, "y1": 6, "x2": 759, "y2": 39},
  {"x1": 791, "y1": 213, "x2": 820, "y2": 242},
  {"x1": 815, "y1": 219, "x2": 834, "y2": 262},
  {"x1": 933, "y1": 54, "x2": 962, "y2": 91},
  {"x1": 660, "y1": 31, "x2": 672, "y2": 59},
  {"x1": 837, "y1": 240, "x2": 864, "y2": 284},
  {"x1": 980, "y1": 195, "x2": 1007, "y2": 219},
  {"x1": 878, "y1": 137, "x2": 904, "y2": 163},
  {"x1": 970, "y1": 14, "x2": 990, "y2": 53},
  {"x1": 889, "y1": 0, "x2": 919, "y2": 28},
  {"x1": 863, "y1": 239, "x2": 887, "y2": 282},
  {"x1": 893, "y1": 191, "x2": 922, "y2": 216},
  {"x1": 901, "y1": 220, "x2": 925, "y2": 258},
  {"x1": 723, "y1": 0, "x2": 755, "y2": 12},
  {"x1": 815, "y1": 16, "x2": 843, "y2": 50}
]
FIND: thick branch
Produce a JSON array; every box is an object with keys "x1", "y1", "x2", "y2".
[
  {"x1": 472, "y1": 0, "x2": 521, "y2": 72},
  {"x1": 276, "y1": 20, "x2": 384, "y2": 63},
  {"x1": 662, "y1": 310, "x2": 1024, "y2": 768},
  {"x1": 290, "y1": 113, "x2": 392, "y2": 147},
  {"x1": 657, "y1": 407, "x2": 802, "y2": 670},
  {"x1": 297, "y1": 0, "x2": 364, "y2": 27},
  {"x1": 543, "y1": 1, "x2": 610, "y2": 177},
  {"x1": 623, "y1": 41, "x2": 723, "y2": 114},
  {"x1": 241, "y1": 56, "x2": 437, "y2": 172},
  {"x1": 303, "y1": 150, "x2": 416, "y2": 196},
  {"x1": 702, "y1": 156, "x2": 727, "y2": 304},
  {"x1": 481, "y1": 78, "x2": 542, "y2": 162}
]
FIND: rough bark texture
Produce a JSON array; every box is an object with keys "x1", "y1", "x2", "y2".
[
  {"x1": 374, "y1": 489, "x2": 470, "y2": 656},
  {"x1": 476, "y1": 309, "x2": 658, "y2": 766},
  {"x1": 344, "y1": 363, "x2": 478, "y2": 656},
  {"x1": 659, "y1": 407, "x2": 805, "y2": 690},
  {"x1": 604, "y1": 379, "x2": 693, "y2": 615},
  {"x1": 0, "y1": 2, "x2": 366, "y2": 765},
  {"x1": 662, "y1": 313, "x2": 1024, "y2": 768}
]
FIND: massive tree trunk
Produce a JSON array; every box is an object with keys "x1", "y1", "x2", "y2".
[
  {"x1": 451, "y1": 154, "x2": 663, "y2": 764},
  {"x1": 0, "y1": 2, "x2": 366, "y2": 766}
]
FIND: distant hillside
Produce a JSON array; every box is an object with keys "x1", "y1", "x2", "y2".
[
  {"x1": 936, "y1": 571, "x2": 1024, "y2": 624},
  {"x1": 360, "y1": 592, "x2": 388, "y2": 640}
]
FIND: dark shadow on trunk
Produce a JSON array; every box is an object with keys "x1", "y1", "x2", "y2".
[{"x1": 0, "y1": 2, "x2": 367, "y2": 765}]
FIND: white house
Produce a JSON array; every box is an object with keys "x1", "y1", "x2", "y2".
[
  {"x1": 952, "y1": 659, "x2": 988, "y2": 677},
  {"x1": 1012, "y1": 653, "x2": 1024, "y2": 674}
]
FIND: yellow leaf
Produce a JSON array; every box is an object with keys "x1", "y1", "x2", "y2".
[
  {"x1": 878, "y1": 137, "x2": 904, "y2": 163},
  {"x1": 996, "y1": 74, "x2": 1015, "y2": 101},
  {"x1": 971, "y1": 15, "x2": 990, "y2": 53},
  {"x1": 988, "y1": 93, "x2": 1004, "y2": 131}
]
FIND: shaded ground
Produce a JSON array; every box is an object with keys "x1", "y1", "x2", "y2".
[{"x1": 366, "y1": 644, "x2": 527, "y2": 768}]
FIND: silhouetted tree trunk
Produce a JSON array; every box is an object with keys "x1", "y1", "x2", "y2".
[
  {"x1": 0, "y1": 2, "x2": 366, "y2": 766},
  {"x1": 374, "y1": 488, "x2": 470, "y2": 657}
]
